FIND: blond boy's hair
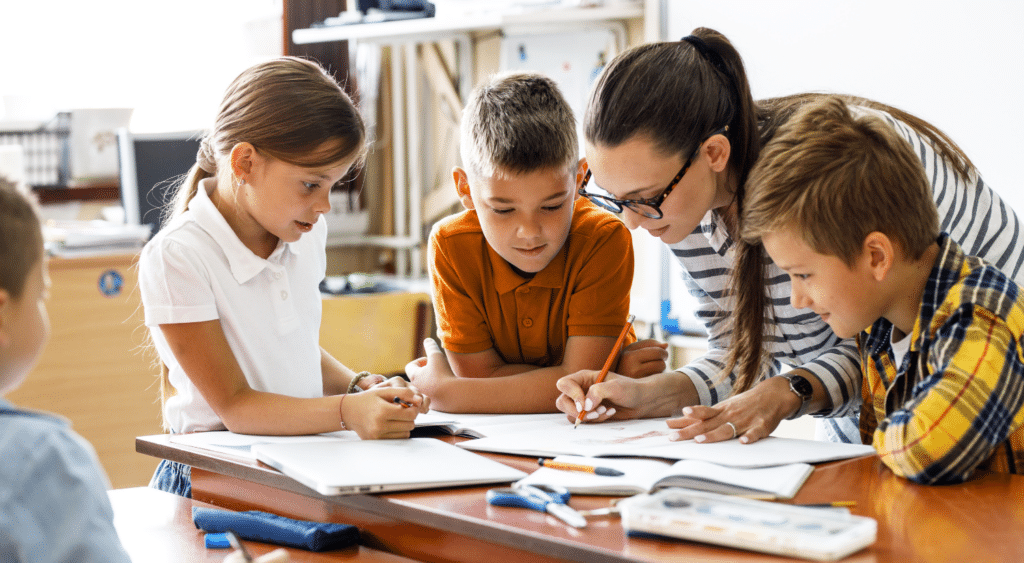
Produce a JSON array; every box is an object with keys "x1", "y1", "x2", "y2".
[
  {"x1": 460, "y1": 71, "x2": 578, "y2": 180},
  {"x1": 741, "y1": 95, "x2": 939, "y2": 263},
  {"x1": 0, "y1": 177, "x2": 43, "y2": 299}
]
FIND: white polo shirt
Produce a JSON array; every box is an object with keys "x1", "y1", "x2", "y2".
[{"x1": 139, "y1": 178, "x2": 327, "y2": 433}]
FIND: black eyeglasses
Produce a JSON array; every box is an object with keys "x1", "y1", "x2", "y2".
[{"x1": 579, "y1": 126, "x2": 728, "y2": 219}]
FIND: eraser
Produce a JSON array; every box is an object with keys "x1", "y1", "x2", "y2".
[{"x1": 205, "y1": 532, "x2": 231, "y2": 548}]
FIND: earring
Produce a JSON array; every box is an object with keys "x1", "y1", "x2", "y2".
[{"x1": 237, "y1": 177, "x2": 246, "y2": 187}]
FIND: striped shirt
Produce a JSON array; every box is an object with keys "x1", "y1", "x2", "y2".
[
  {"x1": 859, "y1": 234, "x2": 1024, "y2": 484},
  {"x1": 668, "y1": 105, "x2": 1024, "y2": 443}
]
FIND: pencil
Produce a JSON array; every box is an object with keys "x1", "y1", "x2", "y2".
[
  {"x1": 538, "y1": 458, "x2": 625, "y2": 477},
  {"x1": 393, "y1": 396, "x2": 413, "y2": 408},
  {"x1": 574, "y1": 315, "x2": 635, "y2": 429},
  {"x1": 798, "y1": 501, "x2": 856, "y2": 508}
]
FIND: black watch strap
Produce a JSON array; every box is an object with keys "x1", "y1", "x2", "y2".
[{"x1": 784, "y1": 374, "x2": 814, "y2": 419}]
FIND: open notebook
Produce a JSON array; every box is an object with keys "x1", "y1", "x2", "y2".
[
  {"x1": 516, "y1": 456, "x2": 814, "y2": 499},
  {"x1": 252, "y1": 438, "x2": 527, "y2": 496}
]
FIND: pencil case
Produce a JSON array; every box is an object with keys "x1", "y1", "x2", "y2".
[{"x1": 192, "y1": 507, "x2": 359, "y2": 551}]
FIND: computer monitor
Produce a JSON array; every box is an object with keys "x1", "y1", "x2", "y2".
[{"x1": 117, "y1": 129, "x2": 202, "y2": 237}]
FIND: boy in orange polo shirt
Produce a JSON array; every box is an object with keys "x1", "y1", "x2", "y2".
[{"x1": 406, "y1": 72, "x2": 660, "y2": 413}]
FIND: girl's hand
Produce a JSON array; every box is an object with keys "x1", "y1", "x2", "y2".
[
  {"x1": 617, "y1": 339, "x2": 669, "y2": 378},
  {"x1": 340, "y1": 388, "x2": 421, "y2": 439},
  {"x1": 554, "y1": 369, "x2": 643, "y2": 424},
  {"x1": 368, "y1": 376, "x2": 431, "y2": 413}
]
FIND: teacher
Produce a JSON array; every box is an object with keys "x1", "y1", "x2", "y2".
[{"x1": 556, "y1": 27, "x2": 1024, "y2": 444}]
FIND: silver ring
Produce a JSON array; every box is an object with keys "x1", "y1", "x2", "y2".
[{"x1": 725, "y1": 421, "x2": 737, "y2": 439}]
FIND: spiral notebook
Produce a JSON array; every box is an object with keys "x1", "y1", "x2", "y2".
[{"x1": 253, "y1": 438, "x2": 527, "y2": 496}]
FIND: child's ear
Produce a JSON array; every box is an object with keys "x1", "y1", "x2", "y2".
[
  {"x1": 863, "y1": 232, "x2": 894, "y2": 281},
  {"x1": 702, "y1": 133, "x2": 731, "y2": 174},
  {"x1": 574, "y1": 158, "x2": 588, "y2": 201},
  {"x1": 229, "y1": 142, "x2": 257, "y2": 182},
  {"x1": 453, "y1": 167, "x2": 475, "y2": 210}
]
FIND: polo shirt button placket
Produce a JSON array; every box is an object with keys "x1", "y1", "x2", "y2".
[{"x1": 522, "y1": 318, "x2": 533, "y2": 328}]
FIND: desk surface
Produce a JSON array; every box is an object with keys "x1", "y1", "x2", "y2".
[
  {"x1": 109, "y1": 487, "x2": 420, "y2": 562},
  {"x1": 137, "y1": 433, "x2": 1024, "y2": 563}
]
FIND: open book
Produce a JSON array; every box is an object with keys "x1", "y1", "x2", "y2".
[{"x1": 516, "y1": 456, "x2": 813, "y2": 499}]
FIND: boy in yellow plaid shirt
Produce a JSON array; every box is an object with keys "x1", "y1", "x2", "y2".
[{"x1": 738, "y1": 95, "x2": 1024, "y2": 484}]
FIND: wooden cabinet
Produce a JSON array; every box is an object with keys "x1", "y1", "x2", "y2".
[{"x1": 8, "y1": 253, "x2": 163, "y2": 489}]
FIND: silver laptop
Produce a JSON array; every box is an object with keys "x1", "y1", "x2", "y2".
[{"x1": 253, "y1": 438, "x2": 526, "y2": 496}]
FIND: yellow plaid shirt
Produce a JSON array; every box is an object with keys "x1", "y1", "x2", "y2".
[{"x1": 859, "y1": 234, "x2": 1024, "y2": 484}]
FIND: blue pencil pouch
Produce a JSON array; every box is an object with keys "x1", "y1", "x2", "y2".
[{"x1": 192, "y1": 507, "x2": 359, "y2": 551}]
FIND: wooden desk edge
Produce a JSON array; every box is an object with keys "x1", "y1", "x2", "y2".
[{"x1": 135, "y1": 435, "x2": 638, "y2": 563}]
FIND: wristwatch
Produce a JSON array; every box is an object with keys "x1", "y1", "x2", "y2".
[{"x1": 783, "y1": 374, "x2": 814, "y2": 418}]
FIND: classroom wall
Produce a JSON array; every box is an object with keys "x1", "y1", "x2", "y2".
[{"x1": 667, "y1": 0, "x2": 1024, "y2": 214}]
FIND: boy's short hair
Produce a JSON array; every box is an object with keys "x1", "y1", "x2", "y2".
[
  {"x1": 460, "y1": 71, "x2": 578, "y2": 180},
  {"x1": 0, "y1": 177, "x2": 43, "y2": 299},
  {"x1": 742, "y1": 95, "x2": 940, "y2": 265}
]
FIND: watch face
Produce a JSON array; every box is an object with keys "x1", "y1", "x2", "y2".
[{"x1": 789, "y1": 375, "x2": 813, "y2": 399}]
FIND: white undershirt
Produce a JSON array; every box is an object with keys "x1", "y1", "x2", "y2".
[{"x1": 890, "y1": 328, "x2": 912, "y2": 369}]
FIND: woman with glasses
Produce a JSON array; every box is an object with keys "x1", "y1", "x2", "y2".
[{"x1": 556, "y1": 27, "x2": 1024, "y2": 445}]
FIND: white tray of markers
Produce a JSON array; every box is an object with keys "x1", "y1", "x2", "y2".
[{"x1": 619, "y1": 489, "x2": 876, "y2": 561}]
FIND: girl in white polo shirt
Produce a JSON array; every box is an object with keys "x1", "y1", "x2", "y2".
[{"x1": 139, "y1": 57, "x2": 429, "y2": 497}]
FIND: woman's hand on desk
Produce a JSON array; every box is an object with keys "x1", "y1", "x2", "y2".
[{"x1": 666, "y1": 377, "x2": 798, "y2": 445}]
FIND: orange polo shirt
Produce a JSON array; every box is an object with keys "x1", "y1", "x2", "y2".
[{"x1": 429, "y1": 198, "x2": 635, "y2": 367}]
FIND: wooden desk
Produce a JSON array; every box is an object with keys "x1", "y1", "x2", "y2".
[
  {"x1": 109, "y1": 487, "x2": 421, "y2": 562},
  {"x1": 137, "y1": 434, "x2": 1024, "y2": 563}
]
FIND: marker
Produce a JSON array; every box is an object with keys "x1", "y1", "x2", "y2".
[
  {"x1": 393, "y1": 396, "x2": 413, "y2": 408},
  {"x1": 574, "y1": 315, "x2": 634, "y2": 429},
  {"x1": 538, "y1": 458, "x2": 624, "y2": 477}
]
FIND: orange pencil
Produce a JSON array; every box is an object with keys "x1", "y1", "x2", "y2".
[{"x1": 574, "y1": 315, "x2": 634, "y2": 429}]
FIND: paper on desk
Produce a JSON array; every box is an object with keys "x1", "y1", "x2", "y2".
[
  {"x1": 458, "y1": 418, "x2": 876, "y2": 468},
  {"x1": 414, "y1": 411, "x2": 569, "y2": 438},
  {"x1": 169, "y1": 431, "x2": 358, "y2": 460}
]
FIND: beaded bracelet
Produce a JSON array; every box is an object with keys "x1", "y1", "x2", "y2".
[{"x1": 347, "y1": 372, "x2": 373, "y2": 395}]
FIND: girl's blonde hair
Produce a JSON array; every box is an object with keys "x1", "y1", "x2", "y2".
[
  {"x1": 166, "y1": 56, "x2": 367, "y2": 224},
  {"x1": 729, "y1": 95, "x2": 941, "y2": 394}
]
